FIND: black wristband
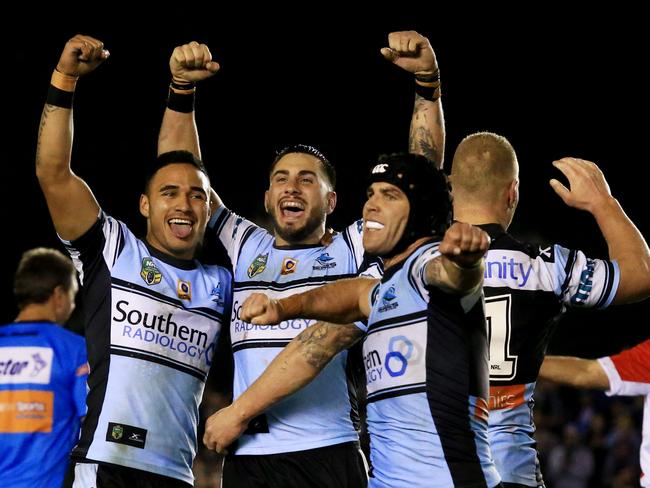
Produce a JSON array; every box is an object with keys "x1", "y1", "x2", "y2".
[
  {"x1": 46, "y1": 84, "x2": 74, "y2": 108},
  {"x1": 167, "y1": 88, "x2": 195, "y2": 113},
  {"x1": 415, "y1": 70, "x2": 441, "y2": 102}
]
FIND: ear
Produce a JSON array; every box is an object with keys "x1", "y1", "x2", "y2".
[
  {"x1": 325, "y1": 191, "x2": 337, "y2": 215},
  {"x1": 507, "y1": 179, "x2": 519, "y2": 209},
  {"x1": 264, "y1": 190, "x2": 270, "y2": 214},
  {"x1": 140, "y1": 194, "x2": 150, "y2": 218}
]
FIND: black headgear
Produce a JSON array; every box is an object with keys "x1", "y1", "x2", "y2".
[{"x1": 367, "y1": 152, "x2": 452, "y2": 257}]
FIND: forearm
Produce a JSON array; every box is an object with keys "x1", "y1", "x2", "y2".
[
  {"x1": 592, "y1": 197, "x2": 650, "y2": 303},
  {"x1": 427, "y1": 256, "x2": 484, "y2": 294},
  {"x1": 229, "y1": 322, "x2": 362, "y2": 422},
  {"x1": 539, "y1": 356, "x2": 610, "y2": 390},
  {"x1": 409, "y1": 94, "x2": 445, "y2": 169},
  {"x1": 158, "y1": 106, "x2": 201, "y2": 157},
  {"x1": 279, "y1": 277, "x2": 374, "y2": 323},
  {"x1": 35, "y1": 104, "x2": 73, "y2": 182}
]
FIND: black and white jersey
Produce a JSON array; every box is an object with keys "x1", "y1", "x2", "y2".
[{"x1": 481, "y1": 223, "x2": 619, "y2": 486}]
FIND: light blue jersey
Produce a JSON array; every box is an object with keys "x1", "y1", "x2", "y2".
[
  {"x1": 210, "y1": 205, "x2": 378, "y2": 455},
  {"x1": 63, "y1": 213, "x2": 232, "y2": 485},
  {"x1": 1, "y1": 322, "x2": 87, "y2": 488},
  {"x1": 361, "y1": 242, "x2": 500, "y2": 488}
]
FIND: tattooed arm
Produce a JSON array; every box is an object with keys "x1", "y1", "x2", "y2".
[
  {"x1": 203, "y1": 321, "x2": 364, "y2": 453},
  {"x1": 36, "y1": 35, "x2": 108, "y2": 241},
  {"x1": 381, "y1": 30, "x2": 445, "y2": 168},
  {"x1": 425, "y1": 222, "x2": 490, "y2": 293}
]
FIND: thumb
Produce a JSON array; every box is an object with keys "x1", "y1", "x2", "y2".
[
  {"x1": 380, "y1": 47, "x2": 399, "y2": 63},
  {"x1": 549, "y1": 179, "x2": 570, "y2": 203},
  {"x1": 205, "y1": 60, "x2": 220, "y2": 73}
]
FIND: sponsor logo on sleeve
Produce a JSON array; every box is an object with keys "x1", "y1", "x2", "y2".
[{"x1": 106, "y1": 422, "x2": 147, "y2": 449}]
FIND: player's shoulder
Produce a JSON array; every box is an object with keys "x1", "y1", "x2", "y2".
[{"x1": 489, "y1": 230, "x2": 557, "y2": 263}]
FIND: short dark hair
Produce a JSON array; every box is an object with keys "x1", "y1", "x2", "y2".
[
  {"x1": 269, "y1": 144, "x2": 336, "y2": 189},
  {"x1": 13, "y1": 248, "x2": 77, "y2": 309},
  {"x1": 144, "y1": 150, "x2": 209, "y2": 193}
]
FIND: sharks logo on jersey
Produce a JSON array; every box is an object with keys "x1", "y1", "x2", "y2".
[
  {"x1": 378, "y1": 285, "x2": 398, "y2": 312},
  {"x1": 313, "y1": 252, "x2": 336, "y2": 270}
]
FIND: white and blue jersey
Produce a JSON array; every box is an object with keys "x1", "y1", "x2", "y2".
[
  {"x1": 0, "y1": 321, "x2": 87, "y2": 488},
  {"x1": 480, "y1": 224, "x2": 619, "y2": 487},
  {"x1": 210, "y1": 205, "x2": 379, "y2": 455},
  {"x1": 361, "y1": 241, "x2": 500, "y2": 488},
  {"x1": 62, "y1": 212, "x2": 232, "y2": 485}
]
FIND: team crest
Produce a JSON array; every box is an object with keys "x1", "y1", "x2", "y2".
[
  {"x1": 281, "y1": 257, "x2": 298, "y2": 275},
  {"x1": 140, "y1": 257, "x2": 162, "y2": 285},
  {"x1": 313, "y1": 252, "x2": 337, "y2": 270},
  {"x1": 247, "y1": 253, "x2": 269, "y2": 278},
  {"x1": 177, "y1": 279, "x2": 192, "y2": 300},
  {"x1": 378, "y1": 286, "x2": 399, "y2": 312},
  {"x1": 111, "y1": 424, "x2": 123, "y2": 440}
]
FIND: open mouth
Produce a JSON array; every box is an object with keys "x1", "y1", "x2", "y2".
[
  {"x1": 168, "y1": 218, "x2": 194, "y2": 239},
  {"x1": 279, "y1": 200, "x2": 306, "y2": 220},
  {"x1": 365, "y1": 220, "x2": 385, "y2": 232}
]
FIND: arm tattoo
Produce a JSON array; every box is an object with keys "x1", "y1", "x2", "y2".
[
  {"x1": 35, "y1": 104, "x2": 61, "y2": 167},
  {"x1": 409, "y1": 95, "x2": 440, "y2": 165},
  {"x1": 296, "y1": 322, "x2": 364, "y2": 370},
  {"x1": 426, "y1": 256, "x2": 444, "y2": 286}
]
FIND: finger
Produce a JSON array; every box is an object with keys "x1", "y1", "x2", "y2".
[
  {"x1": 549, "y1": 178, "x2": 570, "y2": 203},
  {"x1": 188, "y1": 41, "x2": 205, "y2": 68},
  {"x1": 380, "y1": 47, "x2": 399, "y2": 62},
  {"x1": 205, "y1": 60, "x2": 221, "y2": 73},
  {"x1": 172, "y1": 46, "x2": 187, "y2": 67}
]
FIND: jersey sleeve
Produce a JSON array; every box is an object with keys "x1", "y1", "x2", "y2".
[
  {"x1": 552, "y1": 244, "x2": 620, "y2": 309},
  {"x1": 409, "y1": 242, "x2": 441, "y2": 300},
  {"x1": 598, "y1": 339, "x2": 650, "y2": 396},
  {"x1": 60, "y1": 211, "x2": 126, "y2": 285},
  {"x1": 208, "y1": 205, "x2": 267, "y2": 269},
  {"x1": 341, "y1": 219, "x2": 366, "y2": 272}
]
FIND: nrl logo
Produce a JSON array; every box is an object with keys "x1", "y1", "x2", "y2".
[
  {"x1": 111, "y1": 424, "x2": 123, "y2": 440},
  {"x1": 140, "y1": 257, "x2": 162, "y2": 286},
  {"x1": 247, "y1": 253, "x2": 269, "y2": 278}
]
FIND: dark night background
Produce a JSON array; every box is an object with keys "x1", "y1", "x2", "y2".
[{"x1": 4, "y1": 11, "x2": 648, "y2": 361}]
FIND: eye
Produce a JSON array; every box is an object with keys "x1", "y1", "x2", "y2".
[
  {"x1": 300, "y1": 177, "x2": 314, "y2": 184},
  {"x1": 191, "y1": 193, "x2": 206, "y2": 200},
  {"x1": 274, "y1": 175, "x2": 288, "y2": 183}
]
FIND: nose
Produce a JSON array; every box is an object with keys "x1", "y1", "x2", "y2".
[
  {"x1": 283, "y1": 177, "x2": 301, "y2": 194},
  {"x1": 175, "y1": 193, "x2": 192, "y2": 211},
  {"x1": 363, "y1": 195, "x2": 379, "y2": 217}
]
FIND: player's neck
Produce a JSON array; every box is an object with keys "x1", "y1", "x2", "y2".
[
  {"x1": 15, "y1": 303, "x2": 58, "y2": 324},
  {"x1": 454, "y1": 204, "x2": 508, "y2": 229}
]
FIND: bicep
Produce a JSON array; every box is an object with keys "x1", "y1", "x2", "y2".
[{"x1": 39, "y1": 172, "x2": 100, "y2": 241}]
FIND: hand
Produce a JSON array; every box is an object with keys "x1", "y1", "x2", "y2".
[
  {"x1": 56, "y1": 35, "x2": 109, "y2": 77},
  {"x1": 241, "y1": 293, "x2": 283, "y2": 324},
  {"x1": 203, "y1": 405, "x2": 248, "y2": 455},
  {"x1": 380, "y1": 30, "x2": 438, "y2": 76},
  {"x1": 439, "y1": 222, "x2": 490, "y2": 268},
  {"x1": 170, "y1": 41, "x2": 220, "y2": 84},
  {"x1": 550, "y1": 157, "x2": 613, "y2": 213}
]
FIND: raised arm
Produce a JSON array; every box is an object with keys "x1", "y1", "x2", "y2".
[
  {"x1": 36, "y1": 36, "x2": 109, "y2": 241},
  {"x1": 241, "y1": 276, "x2": 377, "y2": 326},
  {"x1": 539, "y1": 356, "x2": 610, "y2": 390},
  {"x1": 381, "y1": 31, "x2": 445, "y2": 168},
  {"x1": 425, "y1": 222, "x2": 490, "y2": 293},
  {"x1": 203, "y1": 320, "x2": 364, "y2": 453},
  {"x1": 550, "y1": 157, "x2": 650, "y2": 304}
]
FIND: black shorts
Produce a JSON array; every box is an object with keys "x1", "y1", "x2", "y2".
[
  {"x1": 222, "y1": 441, "x2": 368, "y2": 488},
  {"x1": 71, "y1": 462, "x2": 192, "y2": 488}
]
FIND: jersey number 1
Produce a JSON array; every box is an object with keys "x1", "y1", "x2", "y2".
[{"x1": 486, "y1": 294, "x2": 517, "y2": 380}]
